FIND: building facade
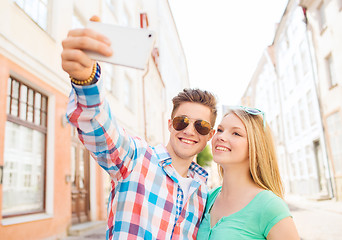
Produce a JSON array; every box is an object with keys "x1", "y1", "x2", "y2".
[
  {"x1": 240, "y1": 48, "x2": 293, "y2": 193},
  {"x1": 299, "y1": 0, "x2": 342, "y2": 200},
  {"x1": 0, "y1": 0, "x2": 188, "y2": 239},
  {"x1": 241, "y1": 0, "x2": 334, "y2": 199}
]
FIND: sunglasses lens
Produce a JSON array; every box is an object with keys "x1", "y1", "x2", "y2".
[
  {"x1": 173, "y1": 116, "x2": 189, "y2": 131},
  {"x1": 245, "y1": 108, "x2": 261, "y2": 114},
  {"x1": 194, "y1": 120, "x2": 211, "y2": 135}
]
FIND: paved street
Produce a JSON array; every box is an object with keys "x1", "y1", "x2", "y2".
[
  {"x1": 62, "y1": 221, "x2": 107, "y2": 240},
  {"x1": 286, "y1": 194, "x2": 342, "y2": 240},
  {"x1": 62, "y1": 195, "x2": 342, "y2": 240}
]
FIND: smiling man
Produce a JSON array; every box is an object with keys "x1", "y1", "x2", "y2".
[{"x1": 62, "y1": 24, "x2": 217, "y2": 239}]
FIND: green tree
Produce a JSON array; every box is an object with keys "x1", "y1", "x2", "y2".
[{"x1": 196, "y1": 144, "x2": 212, "y2": 167}]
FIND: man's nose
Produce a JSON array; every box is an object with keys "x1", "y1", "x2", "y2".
[{"x1": 183, "y1": 122, "x2": 197, "y2": 135}]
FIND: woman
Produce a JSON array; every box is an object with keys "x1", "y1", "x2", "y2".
[{"x1": 197, "y1": 106, "x2": 300, "y2": 240}]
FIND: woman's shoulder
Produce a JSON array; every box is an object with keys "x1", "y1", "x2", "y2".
[
  {"x1": 256, "y1": 191, "x2": 292, "y2": 237},
  {"x1": 257, "y1": 190, "x2": 291, "y2": 216},
  {"x1": 259, "y1": 190, "x2": 286, "y2": 203}
]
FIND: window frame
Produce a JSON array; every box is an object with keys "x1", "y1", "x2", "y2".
[
  {"x1": 13, "y1": 0, "x2": 51, "y2": 32},
  {"x1": 325, "y1": 53, "x2": 337, "y2": 89},
  {"x1": 2, "y1": 76, "x2": 48, "y2": 218},
  {"x1": 326, "y1": 111, "x2": 342, "y2": 176},
  {"x1": 318, "y1": 1, "x2": 327, "y2": 33}
]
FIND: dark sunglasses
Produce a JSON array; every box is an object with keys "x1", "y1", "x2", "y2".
[{"x1": 172, "y1": 116, "x2": 212, "y2": 135}]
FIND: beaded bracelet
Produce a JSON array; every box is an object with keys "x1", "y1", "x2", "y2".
[{"x1": 70, "y1": 62, "x2": 97, "y2": 85}]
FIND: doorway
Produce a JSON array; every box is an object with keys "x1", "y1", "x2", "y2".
[
  {"x1": 313, "y1": 140, "x2": 328, "y2": 196},
  {"x1": 71, "y1": 129, "x2": 90, "y2": 224}
]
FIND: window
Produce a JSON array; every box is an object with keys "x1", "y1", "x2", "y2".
[
  {"x1": 106, "y1": 0, "x2": 115, "y2": 7},
  {"x1": 272, "y1": 81, "x2": 278, "y2": 106},
  {"x1": 298, "y1": 150, "x2": 305, "y2": 177},
  {"x1": 318, "y1": 2, "x2": 327, "y2": 31},
  {"x1": 140, "y1": 13, "x2": 149, "y2": 29},
  {"x1": 72, "y1": 12, "x2": 84, "y2": 29},
  {"x1": 284, "y1": 30, "x2": 290, "y2": 48},
  {"x1": 14, "y1": 0, "x2": 49, "y2": 30},
  {"x1": 103, "y1": 63, "x2": 115, "y2": 92},
  {"x1": 285, "y1": 65, "x2": 295, "y2": 94},
  {"x1": 300, "y1": 41, "x2": 310, "y2": 75},
  {"x1": 306, "y1": 146, "x2": 314, "y2": 176},
  {"x1": 2, "y1": 77, "x2": 47, "y2": 217},
  {"x1": 306, "y1": 90, "x2": 315, "y2": 125},
  {"x1": 286, "y1": 118, "x2": 292, "y2": 140},
  {"x1": 290, "y1": 153, "x2": 297, "y2": 178},
  {"x1": 292, "y1": 106, "x2": 298, "y2": 136},
  {"x1": 293, "y1": 54, "x2": 301, "y2": 85},
  {"x1": 276, "y1": 115, "x2": 283, "y2": 142},
  {"x1": 326, "y1": 112, "x2": 342, "y2": 175},
  {"x1": 325, "y1": 54, "x2": 337, "y2": 88},
  {"x1": 124, "y1": 75, "x2": 133, "y2": 110},
  {"x1": 299, "y1": 99, "x2": 306, "y2": 130}
]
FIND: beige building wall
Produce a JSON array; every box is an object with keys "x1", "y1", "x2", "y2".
[
  {"x1": 300, "y1": 0, "x2": 342, "y2": 200},
  {"x1": 241, "y1": 49, "x2": 292, "y2": 194},
  {"x1": 0, "y1": 0, "x2": 189, "y2": 239},
  {"x1": 241, "y1": 0, "x2": 338, "y2": 200}
]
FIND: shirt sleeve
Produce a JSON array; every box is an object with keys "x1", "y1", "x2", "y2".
[
  {"x1": 66, "y1": 64, "x2": 147, "y2": 181},
  {"x1": 261, "y1": 195, "x2": 292, "y2": 237}
]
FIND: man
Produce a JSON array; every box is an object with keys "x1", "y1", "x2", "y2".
[{"x1": 62, "y1": 17, "x2": 217, "y2": 240}]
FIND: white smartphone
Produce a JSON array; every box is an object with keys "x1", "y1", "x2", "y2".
[{"x1": 84, "y1": 21, "x2": 156, "y2": 70}]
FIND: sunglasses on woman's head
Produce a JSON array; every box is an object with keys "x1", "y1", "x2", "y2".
[
  {"x1": 172, "y1": 116, "x2": 212, "y2": 135},
  {"x1": 239, "y1": 106, "x2": 266, "y2": 128}
]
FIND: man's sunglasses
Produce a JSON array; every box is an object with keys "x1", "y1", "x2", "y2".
[
  {"x1": 240, "y1": 106, "x2": 266, "y2": 128},
  {"x1": 172, "y1": 116, "x2": 212, "y2": 135}
]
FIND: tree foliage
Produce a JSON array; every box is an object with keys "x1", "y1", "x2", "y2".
[{"x1": 196, "y1": 144, "x2": 213, "y2": 167}]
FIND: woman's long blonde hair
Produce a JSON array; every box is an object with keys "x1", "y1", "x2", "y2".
[{"x1": 219, "y1": 108, "x2": 284, "y2": 199}]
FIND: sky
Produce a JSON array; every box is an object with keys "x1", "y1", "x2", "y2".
[{"x1": 169, "y1": 0, "x2": 289, "y2": 106}]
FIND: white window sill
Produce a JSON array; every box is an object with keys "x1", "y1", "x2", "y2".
[{"x1": 2, "y1": 213, "x2": 53, "y2": 226}]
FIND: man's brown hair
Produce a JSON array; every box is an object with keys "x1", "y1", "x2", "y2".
[{"x1": 171, "y1": 88, "x2": 218, "y2": 127}]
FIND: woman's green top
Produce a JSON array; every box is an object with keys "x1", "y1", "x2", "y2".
[{"x1": 197, "y1": 186, "x2": 291, "y2": 240}]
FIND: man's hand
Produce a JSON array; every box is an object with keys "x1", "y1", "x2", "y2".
[{"x1": 61, "y1": 16, "x2": 113, "y2": 81}]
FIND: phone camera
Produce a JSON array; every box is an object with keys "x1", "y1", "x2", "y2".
[{"x1": 148, "y1": 34, "x2": 152, "y2": 38}]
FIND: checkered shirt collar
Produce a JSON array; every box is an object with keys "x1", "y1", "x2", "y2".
[{"x1": 154, "y1": 144, "x2": 208, "y2": 184}]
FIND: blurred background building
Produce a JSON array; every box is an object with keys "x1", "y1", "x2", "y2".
[
  {"x1": 240, "y1": 0, "x2": 342, "y2": 201},
  {"x1": 299, "y1": 0, "x2": 342, "y2": 201},
  {"x1": 0, "y1": 0, "x2": 342, "y2": 239},
  {"x1": 0, "y1": 0, "x2": 188, "y2": 239}
]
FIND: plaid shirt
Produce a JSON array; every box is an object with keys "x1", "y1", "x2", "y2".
[{"x1": 66, "y1": 65, "x2": 208, "y2": 240}]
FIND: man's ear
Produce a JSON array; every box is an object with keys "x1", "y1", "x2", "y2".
[
  {"x1": 167, "y1": 119, "x2": 172, "y2": 132},
  {"x1": 207, "y1": 129, "x2": 215, "y2": 141}
]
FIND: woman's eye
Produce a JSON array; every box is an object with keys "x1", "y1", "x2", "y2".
[
  {"x1": 233, "y1": 132, "x2": 241, "y2": 136},
  {"x1": 217, "y1": 128, "x2": 223, "y2": 133}
]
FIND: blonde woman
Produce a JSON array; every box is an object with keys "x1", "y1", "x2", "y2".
[{"x1": 197, "y1": 107, "x2": 300, "y2": 240}]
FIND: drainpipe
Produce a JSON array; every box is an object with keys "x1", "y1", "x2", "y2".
[
  {"x1": 140, "y1": 13, "x2": 149, "y2": 141},
  {"x1": 142, "y1": 63, "x2": 149, "y2": 141}
]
